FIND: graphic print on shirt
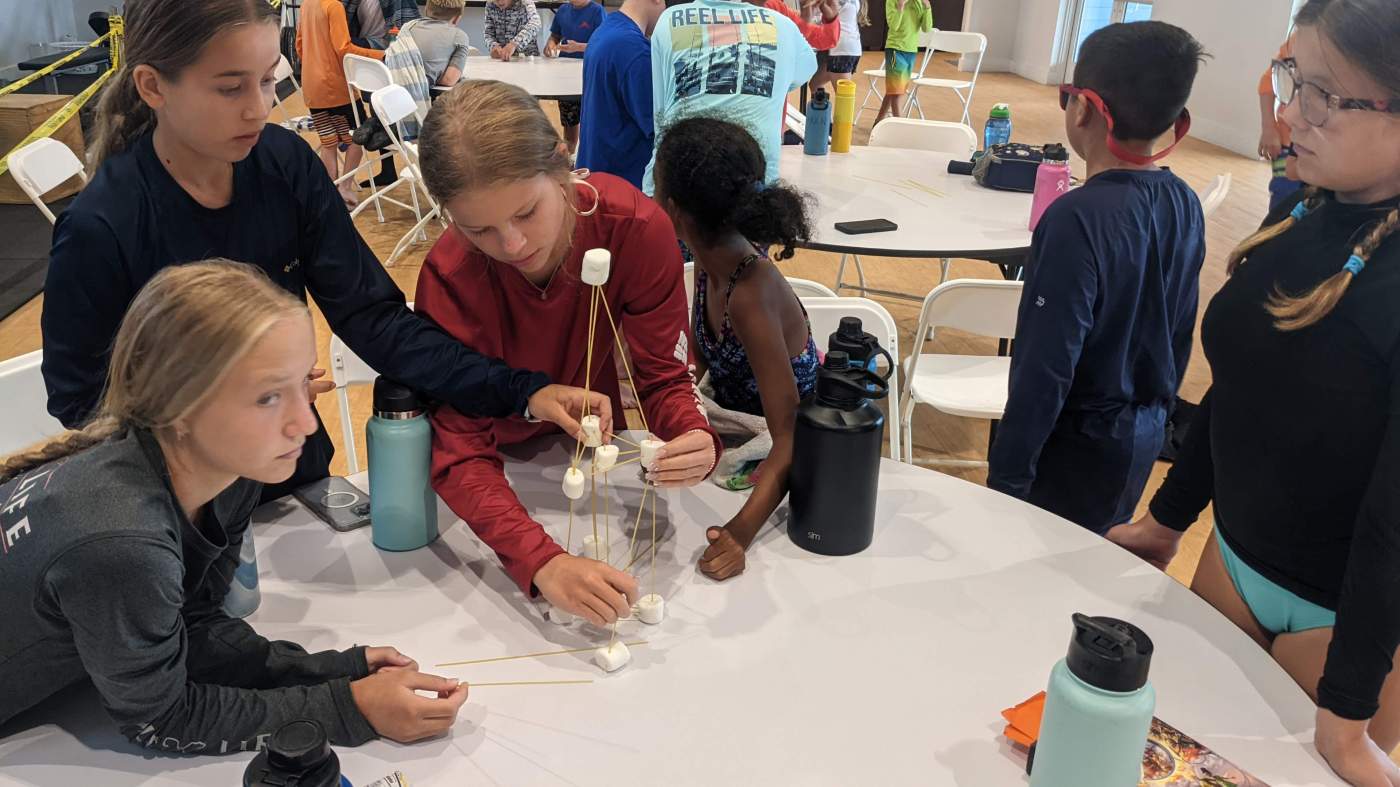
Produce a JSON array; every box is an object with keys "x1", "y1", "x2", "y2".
[
  {"x1": 0, "y1": 461, "x2": 67, "y2": 556},
  {"x1": 668, "y1": 6, "x2": 779, "y2": 103}
]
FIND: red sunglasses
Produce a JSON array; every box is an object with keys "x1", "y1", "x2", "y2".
[{"x1": 1059, "y1": 84, "x2": 1191, "y2": 166}]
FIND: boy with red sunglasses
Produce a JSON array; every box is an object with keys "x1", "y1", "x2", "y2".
[{"x1": 988, "y1": 21, "x2": 1208, "y2": 535}]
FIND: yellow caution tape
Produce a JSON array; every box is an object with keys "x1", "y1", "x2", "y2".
[
  {"x1": 0, "y1": 32, "x2": 113, "y2": 98},
  {"x1": 0, "y1": 67, "x2": 115, "y2": 181}
]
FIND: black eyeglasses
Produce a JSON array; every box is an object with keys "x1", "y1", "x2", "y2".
[{"x1": 1272, "y1": 58, "x2": 1400, "y2": 127}]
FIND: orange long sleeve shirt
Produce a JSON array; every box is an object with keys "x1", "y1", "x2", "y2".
[{"x1": 296, "y1": 0, "x2": 385, "y2": 110}]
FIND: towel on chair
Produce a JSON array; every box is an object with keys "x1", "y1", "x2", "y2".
[
  {"x1": 383, "y1": 25, "x2": 432, "y2": 138},
  {"x1": 699, "y1": 375, "x2": 771, "y2": 491}
]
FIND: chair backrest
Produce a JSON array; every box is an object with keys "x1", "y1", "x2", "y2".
[
  {"x1": 1199, "y1": 172, "x2": 1232, "y2": 219},
  {"x1": 868, "y1": 118, "x2": 978, "y2": 158},
  {"x1": 329, "y1": 302, "x2": 413, "y2": 475},
  {"x1": 930, "y1": 30, "x2": 987, "y2": 56},
  {"x1": 913, "y1": 28, "x2": 940, "y2": 78},
  {"x1": 6, "y1": 138, "x2": 87, "y2": 225},
  {"x1": 787, "y1": 277, "x2": 837, "y2": 298},
  {"x1": 274, "y1": 53, "x2": 295, "y2": 84},
  {"x1": 913, "y1": 279, "x2": 1023, "y2": 345},
  {"x1": 370, "y1": 83, "x2": 419, "y2": 128},
  {"x1": 0, "y1": 350, "x2": 69, "y2": 456},
  {"x1": 784, "y1": 102, "x2": 806, "y2": 138},
  {"x1": 344, "y1": 53, "x2": 393, "y2": 93},
  {"x1": 683, "y1": 262, "x2": 696, "y2": 316},
  {"x1": 801, "y1": 297, "x2": 902, "y2": 461}
]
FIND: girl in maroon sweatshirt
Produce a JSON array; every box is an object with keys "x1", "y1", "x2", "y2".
[{"x1": 414, "y1": 81, "x2": 721, "y2": 626}]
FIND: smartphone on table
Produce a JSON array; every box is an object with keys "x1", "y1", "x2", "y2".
[
  {"x1": 293, "y1": 476, "x2": 372, "y2": 532},
  {"x1": 834, "y1": 218, "x2": 899, "y2": 235}
]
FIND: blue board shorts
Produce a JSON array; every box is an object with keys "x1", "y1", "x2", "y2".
[{"x1": 1216, "y1": 526, "x2": 1336, "y2": 635}]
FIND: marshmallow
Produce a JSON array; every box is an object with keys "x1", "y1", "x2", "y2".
[
  {"x1": 549, "y1": 606, "x2": 576, "y2": 625},
  {"x1": 639, "y1": 437, "x2": 665, "y2": 470},
  {"x1": 581, "y1": 533, "x2": 608, "y2": 562},
  {"x1": 580, "y1": 415, "x2": 603, "y2": 448},
  {"x1": 593, "y1": 641, "x2": 631, "y2": 672},
  {"x1": 635, "y1": 593, "x2": 664, "y2": 625},
  {"x1": 593, "y1": 444, "x2": 619, "y2": 472},
  {"x1": 563, "y1": 467, "x2": 585, "y2": 500},
  {"x1": 581, "y1": 248, "x2": 611, "y2": 286}
]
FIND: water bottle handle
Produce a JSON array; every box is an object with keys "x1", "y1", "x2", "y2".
[{"x1": 871, "y1": 346, "x2": 894, "y2": 382}]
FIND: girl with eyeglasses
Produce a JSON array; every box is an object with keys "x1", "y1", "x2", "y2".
[{"x1": 1107, "y1": 1, "x2": 1400, "y2": 783}]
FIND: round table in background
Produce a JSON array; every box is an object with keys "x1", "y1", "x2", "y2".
[
  {"x1": 0, "y1": 435, "x2": 1338, "y2": 786},
  {"x1": 462, "y1": 55, "x2": 583, "y2": 100}
]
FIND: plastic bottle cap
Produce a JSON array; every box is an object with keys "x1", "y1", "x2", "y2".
[
  {"x1": 990, "y1": 103, "x2": 1011, "y2": 119},
  {"x1": 835, "y1": 79, "x2": 856, "y2": 96},
  {"x1": 266, "y1": 720, "x2": 332, "y2": 773},
  {"x1": 1042, "y1": 143, "x2": 1070, "y2": 162},
  {"x1": 823, "y1": 351, "x2": 850, "y2": 370},
  {"x1": 1064, "y1": 613, "x2": 1153, "y2": 693},
  {"x1": 836, "y1": 316, "x2": 864, "y2": 338},
  {"x1": 373, "y1": 376, "x2": 423, "y2": 415}
]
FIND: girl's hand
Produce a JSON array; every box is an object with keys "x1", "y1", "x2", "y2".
[
  {"x1": 646, "y1": 430, "x2": 716, "y2": 488},
  {"x1": 365, "y1": 646, "x2": 418, "y2": 673},
  {"x1": 1104, "y1": 513, "x2": 1182, "y2": 571},
  {"x1": 533, "y1": 553, "x2": 639, "y2": 625},
  {"x1": 698, "y1": 526, "x2": 748, "y2": 580},
  {"x1": 1315, "y1": 708, "x2": 1400, "y2": 786}
]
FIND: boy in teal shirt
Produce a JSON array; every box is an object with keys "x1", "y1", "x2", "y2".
[{"x1": 875, "y1": 0, "x2": 931, "y2": 126}]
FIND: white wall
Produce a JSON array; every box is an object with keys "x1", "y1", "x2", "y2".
[
  {"x1": 962, "y1": 0, "x2": 1068, "y2": 84},
  {"x1": 1151, "y1": 0, "x2": 1294, "y2": 157},
  {"x1": 0, "y1": 0, "x2": 78, "y2": 76},
  {"x1": 962, "y1": 0, "x2": 1023, "y2": 73}
]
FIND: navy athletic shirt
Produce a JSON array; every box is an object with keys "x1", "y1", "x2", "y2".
[
  {"x1": 988, "y1": 168, "x2": 1205, "y2": 533},
  {"x1": 42, "y1": 125, "x2": 549, "y2": 496}
]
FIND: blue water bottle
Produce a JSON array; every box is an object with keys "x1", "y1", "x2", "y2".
[
  {"x1": 1029, "y1": 614, "x2": 1156, "y2": 787},
  {"x1": 804, "y1": 87, "x2": 833, "y2": 156},
  {"x1": 983, "y1": 102, "x2": 1012, "y2": 151},
  {"x1": 367, "y1": 377, "x2": 438, "y2": 552}
]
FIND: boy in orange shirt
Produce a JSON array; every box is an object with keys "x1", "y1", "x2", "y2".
[
  {"x1": 1258, "y1": 37, "x2": 1303, "y2": 211},
  {"x1": 297, "y1": 0, "x2": 385, "y2": 207}
]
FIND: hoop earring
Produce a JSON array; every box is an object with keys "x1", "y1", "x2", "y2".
[{"x1": 568, "y1": 169, "x2": 600, "y2": 217}]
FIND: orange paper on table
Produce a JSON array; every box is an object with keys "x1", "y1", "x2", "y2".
[{"x1": 1001, "y1": 691, "x2": 1046, "y2": 747}]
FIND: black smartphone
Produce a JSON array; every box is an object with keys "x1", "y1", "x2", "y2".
[
  {"x1": 834, "y1": 218, "x2": 899, "y2": 235},
  {"x1": 293, "y1": 476, "x2": 372, "y2": 532}
]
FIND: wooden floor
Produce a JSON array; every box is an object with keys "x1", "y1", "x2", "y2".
[{"x1": 0, "y1": 52, "x2": 1263, "y2": 588}]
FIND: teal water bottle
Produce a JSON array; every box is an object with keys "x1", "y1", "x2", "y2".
[
  {"x1": 804, "y1": 88, "x2": 832, "y2": 155},
  {"x1": 367, "y1": 377, "x2": 438, "y2": 551},
  {"x1": 222, "y1": 527, "x2": 261, "y2": 618},
  {"x1": 1030, "y1": 614, "x2": 1155, "y2": 787}
]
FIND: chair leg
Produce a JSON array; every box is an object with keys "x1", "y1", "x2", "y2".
[
  {"x1": 939, "y1": 258, "x2": 950, "y2": 284},
  {"x1": 850, "y1": 255, "x2": 867, "y2": 294},
  {"x1": 835, "y1": 254, "x2": 849, "y2": 291},
  {"x1": 387, "y1": 207, "x2": 440, "y2": 266}
]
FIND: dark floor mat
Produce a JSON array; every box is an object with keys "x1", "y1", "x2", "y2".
[{"x1": 0, "y1": 198, "x2": 68, "y2": 321}]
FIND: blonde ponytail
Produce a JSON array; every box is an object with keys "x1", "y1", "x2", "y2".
[
  {"x1": 1225, "y1": 188, "x2": 1325, "y2": 275},
  {"x1": 1267, "y1": 205, "x2": 1400, "y2": 331},
  {"x1": 0, "y1": 261, "x2": 307, "y2": 484}
]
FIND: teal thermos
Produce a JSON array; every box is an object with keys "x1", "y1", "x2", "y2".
[
  {"x1": 366, "y1": 377, "x2": 438, "y2": 551},
  {"x1": 1029, "y1": 614, "x2": 1155, "y2": 787}
]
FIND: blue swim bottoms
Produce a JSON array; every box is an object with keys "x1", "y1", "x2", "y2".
[{"x1": 1215, "y1": 526, "x2": 1335, "y2": 635}]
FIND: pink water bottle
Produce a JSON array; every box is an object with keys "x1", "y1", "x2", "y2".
[{"x1": 1029, "y1": 143, "x2": 1072, "y2": 231}]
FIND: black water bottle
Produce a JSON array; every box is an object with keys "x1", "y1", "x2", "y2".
[
  {"x1": 826, "y1": 316, "x2": 892, "y2": 375},
  {"x1": 243, "y1": 719, "x2": 350, "y2": 787},
  {"x1": 788, "y1": 351, "x2": 889, "y2": 556}
]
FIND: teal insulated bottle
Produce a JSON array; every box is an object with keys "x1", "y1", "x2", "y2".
[
  {"x1": 1029, "y1": 614, "x2": 1155, "y2": 787},
  {"x1": 367, "y1": 377, "x2": 438, "y2": 551}
]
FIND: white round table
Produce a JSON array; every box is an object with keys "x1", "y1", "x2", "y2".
[
  {"x1": 0, "y1": 435, "x2": 1340, "y2": 786},
  {"x1": 778, "y1": 145, "x2": 1034, "y2": 262},
  {"x1": 463, "y1": 55, "x2": 582, "y2": 99}
]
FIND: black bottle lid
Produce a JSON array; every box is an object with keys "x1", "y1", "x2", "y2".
[
  {"x1": 1043, "y1": 142, "x2": 1070, "y2": 162},
  {"x1": 373, "y1": 376, "x2": 422, "y2": 415},
  {"x1": 812, "y1": 87, "x2": 830, "y2": 105},
  {"x1": 267, "y1": 720, "x2": 332, "y2": 773},
  {"x1": 828, "y1": 317, "x2": 876, "y2": 362},
  {"x1": 1064, "y1": 613, "x2": 1153, "y2": 693}
]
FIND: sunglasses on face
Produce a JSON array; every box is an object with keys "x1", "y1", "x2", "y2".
[
  {"x1": 1271, "y1": 58, "x2": 1400, "y2": 128},
  {"x1": 1057, "y1": 84, "x2": 1191, "y2": 166}
]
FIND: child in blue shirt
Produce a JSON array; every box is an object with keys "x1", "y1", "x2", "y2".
[
  {"x1": 577, "y1": 0, "x2": 663, "y2": 187},
  {"x1": 987, "y1": 21, "x2": 1208, "y2": 535},
  {"x1": 545, "y1": 0, "x2": 606, "y2": 153}
]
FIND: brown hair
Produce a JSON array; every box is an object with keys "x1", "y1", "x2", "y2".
[
  {"x1": 1224, "y1": 0, "x2": 1400, "y2": 331},
  {"x1": 418, "y1": 80, "x2": 574, "y2": 207},
  {"x1": 0, "y1": 261, "x2": 308, "y2": 483},
  {"x1": 425, "y1": 0, "x2": 467, "y2": 20},
  {"x1": 90, "y1": 0, "x2": 278, "y2": 166}
]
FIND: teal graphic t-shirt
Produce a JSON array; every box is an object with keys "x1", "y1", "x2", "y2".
[{"x1": 643, "y1": 0, "x2": 817, "y2": 195}]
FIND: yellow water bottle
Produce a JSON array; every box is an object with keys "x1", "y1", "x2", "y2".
[{"x1": 831, "y1": 79, "x2": 856, "y2": 153}]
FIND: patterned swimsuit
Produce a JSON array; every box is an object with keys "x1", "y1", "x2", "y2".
[{"x1": 693, "y1": 253, "x2": 821, "y2": 417}]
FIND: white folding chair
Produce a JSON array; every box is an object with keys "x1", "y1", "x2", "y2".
[
  {"x1": 802, "y1": 297, "x2": 901, "y2": 461},
  {"x1": 5, "y1": 138, "x2": 87, "y2": 225},
  {"x1": 370, "y1": 84, "x2": 442, "y2": 264},
  {"x1": 899, "y1": 279, "x2": 1022, "y2": 467},
  {"x1": 860, "y1": 29, "x2": 938, "y2": 119},
  {"x1": 272, "y1": 54, "x2": 310, "y2": 131},
  {"x1": 1199, "y1": 172, "x2": 1232, "y2": 219},
  {"x1": 341, "y1": 54, "x2": 423, "y2": 227},
  {"x1": 835, "y1": 119, "x2": 978, "y2": 298},
  {"x1": 785, "y1": 102, "x2": 806, "y2": 140},
  {"x1": 329, "y1": 301, "x2": 413, "y2": 475},
  {"x1": 908, "y1": 31, "x2": 988, "y2": 126},
  {"x1": 0, "y1": 350, "x2": 69, "y2": 456},
  {"x1": 685, "y1": 263, "x2": 837, "y2": 318}
]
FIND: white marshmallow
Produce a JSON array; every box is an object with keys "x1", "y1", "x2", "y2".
[
  {"x1": 593, "y1": 444, "x2": 619, "y2": 472},
  {"x1": 581, "y1": 248, "x2": 611, "y2": 286},
  {"x1": 635, "y1": 593, "x2": 664, "y2": 625},
  {"x1": 549, "y1": 606, "x2": 576, "y2": 625},
  {"x1": 639, "y1": 437, "x2": 665, "y2": 470},
  {"x1": 580, "y1": 415, "x2": 603, "y2": 447},
  {"x1": 593, "y1": 641, "x2": 631, "y2": 672},
  {"x1": 581, "y1": 533, "x2": 608, "y2": 562},
  {"x1": 563, "y1": 467, "x2": 586, "y2": 500}
]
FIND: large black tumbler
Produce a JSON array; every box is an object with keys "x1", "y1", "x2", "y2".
[{"x1": 788, "y1": 351, "x2": 889, "y2": 555}]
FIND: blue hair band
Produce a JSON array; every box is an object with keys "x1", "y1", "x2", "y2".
[
  {"x1": 1289, "y1": 201, "x2": 1310, "y2": 221},
  {"x1": 1344, "y1": 254, "x2": 1366, "y2": 276},
  {"x1": 753, "y1": 181, "x2": 769, "y2": 194}
]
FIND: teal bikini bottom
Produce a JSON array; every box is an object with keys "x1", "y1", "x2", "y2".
[{"x1": 1215, "y1": 526, "x2": 1336, "y2": 635}]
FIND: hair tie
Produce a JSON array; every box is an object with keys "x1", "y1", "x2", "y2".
[
  {"x1": 1343, "y1": 254, "x2": 1366, "y2": 276},
  {"x1": 1289, "y1": 201, "x2": 1310, "y2": 221},
  {"x1": 752, "y1": 181, "x2": 769, "y2": 194}
]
